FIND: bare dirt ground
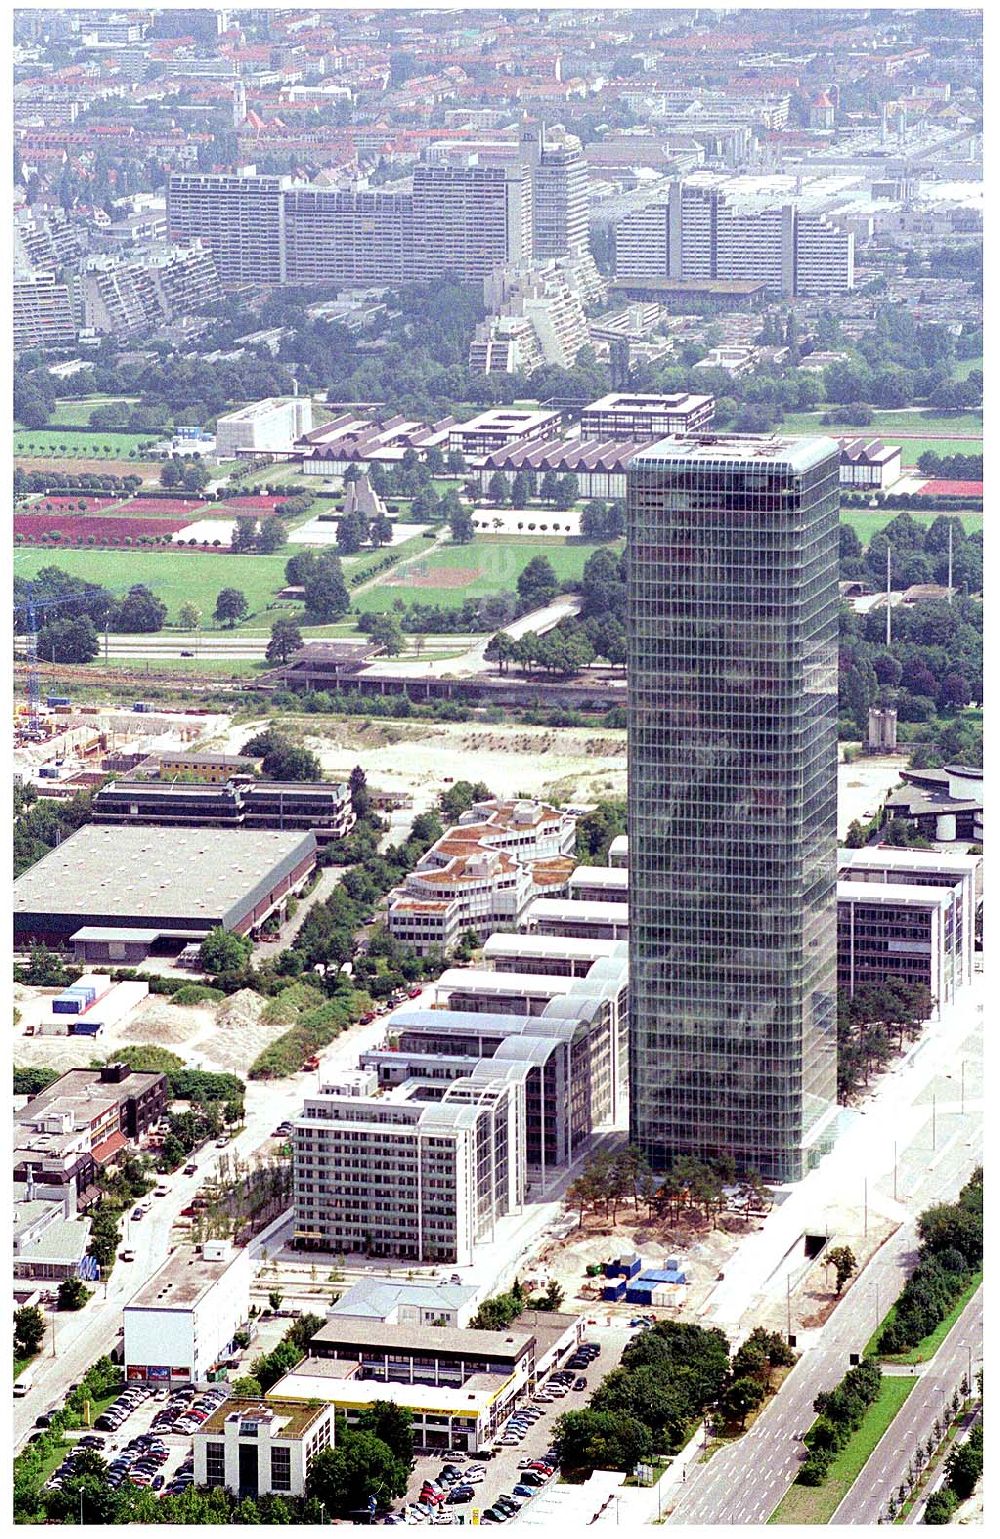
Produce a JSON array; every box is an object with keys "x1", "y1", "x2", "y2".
[
  {"x1": 530, "y1": 1202, "x2": 753, "y2": 1325},
  {"x1": 221, "y1": 715, "x2": 628, "y2": 807},
  {"x1": 14, "y1": 985, "x2": 289, "y2": 1079},
  {"x1": 837, "y1": 752, "x2": 905, "y2": 839}
]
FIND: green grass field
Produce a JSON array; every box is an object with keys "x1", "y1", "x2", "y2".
[
  {"x1": 951, "y1": 355, "x2": 983, "y2": 381},
  {"x1": 352, "y1": 535, "x2": 618, "y2": 613},
  {"x1": 898, "y1": 438, "x2": 984, "y2": 466},
  {"x1": 841, "y1": 510, "x2": 982, "y2": 547},
  {"x1": 15, "y1": 428, "x2": 159, "y2": 458},
  {"x1": 46, "y1": 396, "x2": 143, "y2": 427},
  {"x1": 12, "y1": 547, "x2": 293, "y2": 627},
  {"x1": 781, "y1": 409, "x2": 983, "y2": 438},
  {"x1": 767, "y1": 1378, "x2": 917, "y2": 1525},
  {"x1": 865, "y1": 1272, "x2": 982, "y2": 1364}
]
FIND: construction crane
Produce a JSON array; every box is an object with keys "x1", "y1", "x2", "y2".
[{"x1": 14, "y1": 581, "x2": 110, "y2": 739}]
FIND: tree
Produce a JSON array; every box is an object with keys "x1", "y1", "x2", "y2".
[
  {"x1": 57, "y1": 1276, "x2": 91, "y2": 1310},
  {"x1": 540, "y1": 468, "x2": 560, "y2": 505},
  {"x1": 370, "y1": 511, "x2": 394, "y2": 547},
  {"x1": 232, "y1": 516, "x2": 259, "y2": 553},
  {"x1": 371, "y1": 613, "x2": 404, "y2": 656},
  {"x1": 160, "y1": 458, "x2": 181, "y2": 488},
  {"x1": 944, "y1": 1433, "x2": 983, "y2": 1500},
  {"x1": 356, "y1": 1401, "x2": 414, "y2": 1465},
  {"x1": 302, "y1": 553, "x2": 350, "y2": 622},
  {"x1": 255, "y1": 517, "x2": 288, "y2": 554},
  {"x1": 307, "y1": 1431, "x2": 410, "y2": 1516},
  {"x1": 449, "y1": 505, "x2": 476, "y2": 544},
  {"x1": 554, "y1": 1409, "x2": 654, "y2": 1475},
  {"x1": 265, "y1": 618, "x2": 304, "y2": 664},
  {"x1": 511, "y1": 469, "x2": 533, "y2": 508},
  {"x1": 720, "y1": 1375, "x2": 766, "y2": 1429},
  {"x1": 826, "y1": 1245, "x2": 858, "y2": 1295},
  {"x1": 215, "y1": 587, "x2": 249, "y2": 627},
  {"x1": 336, "y1": 511, "x2": 367, "y2": 554},
  {"x1": 517, "y1": 554, "x2": 558, "y2": 608},
  {"x1": 487, "y1": 470, "x2": 510, "y2": 505},
  {"x1": 268, "y1": 1289, "x2": 284, "y2": 1313},
  {"x1": 37, "y1": 615, "x2": 98, "y2": 664},
  {"x1": 260, "y1": 740, "x2": 323, "y2": 781},
  {"x1": 554, "y1": 472, "x2": 579, "y2": 511},
  {"x1": 231, "y1": 1374, "x2": 263, "y2": 1397},
  {"x1": 14, "y1": 1305, "x2": 46, "y2": 1358},
  {"x1": 111, "y1": 584, "x2": 168, "y2": 634},
  {"x1": 177, "y1": 601, "x2": 202, "y2": 631},
  {"x1": 199, "y1": 927, "x2": 253, "y2": 975}
]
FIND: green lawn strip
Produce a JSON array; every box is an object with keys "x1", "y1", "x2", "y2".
[
  {"x1": 46, "y1": 396, "x2": 144, "y2": 427},
  {"x1": 97, "y1": 656, "x2": 269, "y2": 677},
  {"x1": 865, "y1": 1271, "x2": 982, "y2": 1363},
  {"x1": 351, "y1": 534, "x2": 617, "y2": 613},
  {"x1": 841, "y1": 510, "x2": 982, "y2": 548},
  {"x1": 14, "y1": 429, "x2": 160, "y2": 457},
  {"x1": 950, "y1": 355, "x2": 983, "y2": 381},
  {"x1": 12, "y1": 546, "x2": 293, "y2": 626},
  {"x1": 781, "y1": 409, "x2": 982, "y2": 437},
  {"x1": 898, "y1": 437, "x2": 983, "y2": 466},
  {"x1": 14, "y1": 1352, "x2": 36, "y2": 1380},
  {"x1": 767, "y1": 1377, "x2": 916, "y2": 1524}
]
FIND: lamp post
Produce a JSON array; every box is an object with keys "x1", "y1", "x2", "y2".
[{"x1": 893, "y1": 1141, "x2": 898, "y2": 1202}]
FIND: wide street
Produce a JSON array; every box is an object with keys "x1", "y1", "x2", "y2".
[
  {"x1": 664, "y1": 978, "x2": 983, "y2": 1525},
  {"x1": 830, "y1": 1287, "x2": 983, "y2": 1525}
]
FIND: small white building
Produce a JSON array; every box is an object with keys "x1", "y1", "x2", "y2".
[
  {"x1": 215, "y1": 396, "x2": 313, "y2": 457},
  {"x1": 123, "y1": 1240, "x2": 251, "y2": 1386},
  {"x1": 193, "y1": 1398, "x2": 334, "y2": 1498}
]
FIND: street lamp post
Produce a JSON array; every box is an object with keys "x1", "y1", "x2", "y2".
[
  {"x1": 931, "y1": 1093, "x2": 937, "y2": 1151},
  {"x1": 961, "y1": 1060, "x2": 966, "y2": 1116},
  {"x1": 893, "y1": 1141, "x2": 898, "y2": 1202}
]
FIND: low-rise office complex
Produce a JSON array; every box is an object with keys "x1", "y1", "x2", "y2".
[
  {"x1": 579, "y1": 391, "x2": 715, "y2": 439},
  {"x1": 520, "y1": 896, "x2": 629, "y2": 940},
  {"x1": 215, "y1": 396, "x2": 314, "y2": 456},
  {"x1": 92, "y1": 777, "x2": 354, "y2": 845},
  {"x1": 884, "y1": 764, "x2": 983, "y2": 844}
]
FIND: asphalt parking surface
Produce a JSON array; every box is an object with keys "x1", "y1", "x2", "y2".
[{"x1": 398, "y1": 1326, "x2": 634, "y2": 1524}]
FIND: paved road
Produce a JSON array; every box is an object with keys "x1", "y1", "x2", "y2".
[
  {"x1": 664, "y1": 1223, "x2": 919, "y2": 1524},
  {"x1": 830, "y1": 1288, "x2": 983, "y2": 1525},
  {"x1": 253, "y1": 865, "x2": 345, "y2": 961},
  {"x1": 904, "y1": 1407, "x2": 981, "y2": 1525},
  {"x1": 664, "y1": 982, "x2": 983, "y2": 1525}
]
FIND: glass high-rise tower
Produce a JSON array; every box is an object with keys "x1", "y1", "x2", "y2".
[{"x1": 627, "y1": 434, "x2": 840, "y2": 1183}]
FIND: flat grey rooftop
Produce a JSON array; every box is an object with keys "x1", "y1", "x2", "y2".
[
  {"x1": 13, "y1": 824, "x2": 316, "y2": 924},
  {"x1": 631, "y1": 432, "x2": 840, "y2": 471}
]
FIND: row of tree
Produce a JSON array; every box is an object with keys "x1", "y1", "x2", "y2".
[
  {"x1": 836, "y1": 980, "x2": 936, "y2": 1103},
  {"x1": 875, "y1": 1167, "x2": 982, "y2": 1356}
]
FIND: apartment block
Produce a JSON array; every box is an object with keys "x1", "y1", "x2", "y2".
[
  {"x1": 614, "y1": 180, "x2": 854, "y2": 297},
  {"x1": 14, "y1": 270, "x2": 77, "y2": 350},
  {"x1": 387, "y1": 798, "x2": 576, "y2": 954},
  {"x1": 168, "y1": 162, "x2": 533, "y2": 289},
  {"x1": 80, "y1": 242, "x2": 220, "y2": 338}
]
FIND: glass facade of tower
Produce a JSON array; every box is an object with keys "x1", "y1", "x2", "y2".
[{"x1": 627, "y1": 435, "x2": 840, "y2": 1183}]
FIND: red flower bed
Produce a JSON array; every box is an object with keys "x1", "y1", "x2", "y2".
[
  {"x1": 217, "y1": 494, "x2": 286, "y2": 513},
  {"x1": 915, "y1": 479, "x2": 983, "y2": 498},
  {"x1": 129, "y1": 496, "x2": 207, "y2": 514},
  {"x1": 14, "y1": 514, "x2": 190, "y2": 545},
  {"x1": 26, "y1": 494, "x2": 121, "y2": 513}
]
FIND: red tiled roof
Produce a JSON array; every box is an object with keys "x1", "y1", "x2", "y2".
[{"x1": 91, "y1": 1130, "x2": 128, "y2": 1165}]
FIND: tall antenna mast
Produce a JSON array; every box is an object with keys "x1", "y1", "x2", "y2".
[
  {"x1": 886, "y1": 542, "x2": 892, "y2": 647},
  {"x1": 947, "y1": 522, "x2": 953, "y2": 603}
]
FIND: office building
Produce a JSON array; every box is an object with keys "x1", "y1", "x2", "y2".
[
  {"x1": 328, "y1": 1277, "x2": 480, "y2": 1329},
  {"x1": 447, "y1": 407, "x2": 562, "y2": 459},
  {"x1": 292, "y1": 1087, "x2": 522, "y2": 1266},
  {"x1": 580, "y1": 392, "x2": 716, "y2": 440},
  {"x1": 884, "y1": 764, "x2": 983, "y2": 844},
  {"x1": 13, "y1": 825, "x2": 318, "y2": 950},
  {"x1": 15, "y1": 1064, "x2": 168, "y2": 1203},
  {"x1": 92, "y1": 777, "x2": 354, "y2": 845},
  {"x1": 481, "y1": 932, "x2": 623, "y2": 978},
  {"x1": 521, "y1": 897, "x2": 629, "y2": 941},
  {"x1": 627, "y1": 433, "x2": 841, "y2": 1182},
  {"x1": 837, "y1": 846, "x2": 979, "y2": 1012},
  {"x1": 124, "y1": 1240, "x2": 251, "y2": 1386},
  {"x1": 14, "y1": 1185, "x2": 92, "y2": 1283},
  {"x1": 194, "y1": 1399, "x2": 334, "y2": 1499},
  {"x1": 838, "y1": 437, "x2": 903, "y2": 490},
  {"x1": 216, "y1": 396, "x2": 314, "y2": 456},
  {"x1": 387, "y1": 798, "x2": 576, "y2": 955},
  {"x1": 567, "y1": 865, "x2": 630, "y2": 904}
]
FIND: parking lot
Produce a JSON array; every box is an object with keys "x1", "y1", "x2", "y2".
[
  {"x1": 398, "y1": 1326, "x2": 634, "y2": 1524},
  {"x1": 43, "y1": 1381, "x2": 228, "y2": 1502}
]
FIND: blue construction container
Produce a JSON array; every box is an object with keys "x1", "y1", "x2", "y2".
[
  {"x1": 605, "y1": 1254, "x2": 642, "y2": 1280},
  {"x1": 624, "y1": 1283, "x2": 657, "y2": 1304},
  {"x1": 601, "y1": 1281, "x2": 626, "y2": 1302},
  {"x1": 71, "y1": 1021, "x2": 103, "y2": 1036},
  {"x1": 46, "y1": 696, "x2": 71, "y2": 707}
]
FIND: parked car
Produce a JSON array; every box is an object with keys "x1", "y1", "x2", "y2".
[
  {"x1": 573, "y1": 1377, "x2": 587, "y2": 1391},
  {"x1": 447, "y1": 1489, "x2": 474, "y2": 1505},
  {"x1": 183, "y1": 1163, "x2": 198, "y2": 1175},
  {"x1": 131, "y1": 1207, "x2": 144, "y2": 1220}
]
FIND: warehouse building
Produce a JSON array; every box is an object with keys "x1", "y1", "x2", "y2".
[
  {"x1": 124, "y1": 1240, "x2": 251, "y2": 1387},
  {"x1": 13, "y1": 825, "x2": 318, "y2": 955}
]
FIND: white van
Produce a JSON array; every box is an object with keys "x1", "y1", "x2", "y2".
[{"x1": 14, "y1": 1369, "x2": 33, "y2": 1397}]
